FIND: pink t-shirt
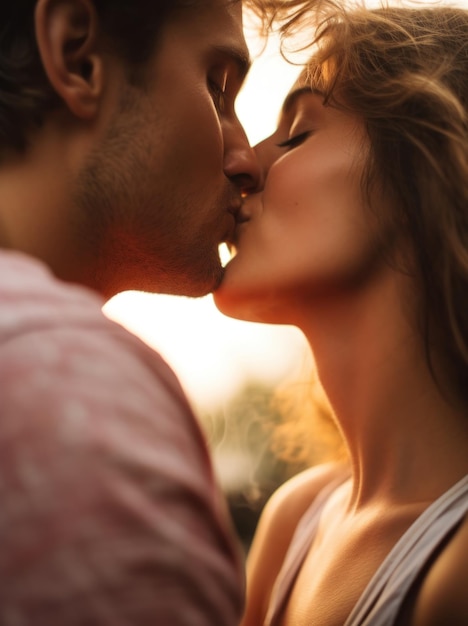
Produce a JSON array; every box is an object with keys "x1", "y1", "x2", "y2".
[{"x1": 0, "y1": 250, "x2": 244, "y2": 625}]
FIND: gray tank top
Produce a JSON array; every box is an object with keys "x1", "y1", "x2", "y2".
[{"x1": 265, "y1": 473, "x2": 468, "y2": 626}]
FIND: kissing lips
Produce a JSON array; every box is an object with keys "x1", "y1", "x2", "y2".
[{"x1": 221, "y1": 198, "x2": 251, "y2": 261}]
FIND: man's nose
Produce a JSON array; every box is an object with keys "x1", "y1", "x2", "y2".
[{"x1": 223, "y1": 118, "x2": 262, "y2": 194}]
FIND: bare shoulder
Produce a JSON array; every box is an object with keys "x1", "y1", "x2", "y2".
[
  {"x1": 241, "y1": 461, "x2": 348, "y2": 626},
  {"x1": 260, "y1": 461, "x2": 348, "y2": 538},
  {"x1": 411, "y1": 514, "x2": 468, "y2": 626}
]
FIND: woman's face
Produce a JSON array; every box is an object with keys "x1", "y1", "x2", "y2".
[{"x1": 214, "y1": 79, "x2": 387, "y2": 325}]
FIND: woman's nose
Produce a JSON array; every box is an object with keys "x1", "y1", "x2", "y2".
[{"x1": 254, "y1": 134, "x2": 284, "y2": 181}]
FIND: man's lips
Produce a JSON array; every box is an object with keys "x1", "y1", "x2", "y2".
[
  {"x1": 218, "y1": 206, "x2": 240, "y2": 264},
  {"x1": 228, "y1": 203, "x2": 250, "y2": 225},
  {"x1": 227, "y1": 203, "x2": 242, "y2": 221},
  {"x1": 223, "y1": 198, "x2": 253, "y2": 255}
]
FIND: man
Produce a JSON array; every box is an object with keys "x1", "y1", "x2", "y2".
[{"x1": 0, "y1": 0, "x2": 267, "y2": 623}]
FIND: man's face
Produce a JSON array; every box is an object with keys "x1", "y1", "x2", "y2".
[{"x1": 74, "y1": 1, "x2": 259, "y2": 298}]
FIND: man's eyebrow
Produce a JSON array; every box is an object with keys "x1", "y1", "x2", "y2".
[{"x1": 211, "y1": 45, "x2": 251, "y2": 79}]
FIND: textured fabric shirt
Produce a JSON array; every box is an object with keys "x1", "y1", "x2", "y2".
[
  {"x1": 0, "y1": 250, "x2": 244, "y2": 626},
  {"x1": 265, "y1": 473, "x2": 468, "y2": 626}
]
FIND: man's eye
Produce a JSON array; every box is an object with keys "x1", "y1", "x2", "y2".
[
  {"x1": 209, "y1": 79, "x2": 226, "y2": 113},
  {"x1": 277, "y1": 131, "x2": 312, "y2": 150}
]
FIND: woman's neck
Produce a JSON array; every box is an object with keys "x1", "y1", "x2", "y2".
[{"x1": 298, "y1": 266, "x2": 468, "y2": 510}]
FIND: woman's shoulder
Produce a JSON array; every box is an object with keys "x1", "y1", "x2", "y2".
[
  {"x1": 262, "y1": 461, "x2": 349, "y2": 535},
  {"x1": 410, "y1": 513, "x2": 468, "y2": 625},
  {"x1": 240, "y1": 461, "x2": 348, "y2": 626}
]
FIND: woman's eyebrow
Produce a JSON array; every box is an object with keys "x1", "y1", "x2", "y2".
[{"x1": 281, "y1": 86, "x2": 324, "y2": 116}]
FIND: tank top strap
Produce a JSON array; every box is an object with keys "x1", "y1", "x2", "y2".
[
  {"x1": 264, "y1": 471, "x2": 350, "y2": 626},
  {"x1": 345, "y1": 473, "x2": 468, "y2": 625}
]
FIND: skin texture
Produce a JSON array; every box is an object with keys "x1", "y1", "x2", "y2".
[
  {"x1": 0, "y1": 0, "x2": 260, "y2": 298},
  {"x1": 215, "y1": 76, "x2": 468, "y2": 626}
]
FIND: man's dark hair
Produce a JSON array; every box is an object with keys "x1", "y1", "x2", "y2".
[{"x1": 0, "y1": 0, "x2": 211, "y2": 153}]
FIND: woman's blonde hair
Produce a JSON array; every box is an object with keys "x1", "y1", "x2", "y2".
[{"x1": 264, "y1": 1, "x2": 468, "y2": 405}]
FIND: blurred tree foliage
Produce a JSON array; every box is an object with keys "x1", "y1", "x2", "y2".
[{"x1": 199, "y1": 379, "x2": 345, "y2": 554}]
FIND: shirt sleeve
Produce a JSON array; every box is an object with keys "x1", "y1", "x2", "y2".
[{"x1": 0, "y1": 321, "x2": 244, "y2": 626}]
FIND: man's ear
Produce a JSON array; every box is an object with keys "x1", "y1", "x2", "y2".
[{"x1": 35, "y1": 0, "x2": 104, "y2": 120}]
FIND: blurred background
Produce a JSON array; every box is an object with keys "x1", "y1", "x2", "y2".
[{"x1": 102, "y1": 16, "x2": 344, "y2": 552}]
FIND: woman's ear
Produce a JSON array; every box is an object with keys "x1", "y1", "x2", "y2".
[{"x1": 35, "y1": 0, "x2": 104, "y2": 120}]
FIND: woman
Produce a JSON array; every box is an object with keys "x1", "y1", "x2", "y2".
[{"x1": 214, "y1": 2, "x2": 468, "y2": 624}]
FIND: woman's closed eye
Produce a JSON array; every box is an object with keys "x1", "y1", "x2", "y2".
[{"x1": 277, "y1": 131, "x2": 312, "y2": 150}]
